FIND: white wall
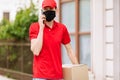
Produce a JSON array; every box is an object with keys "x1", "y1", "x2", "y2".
[
  {"x1": 104, "y1": 0, "x2": 114, "y2": 80},
  {"x1": 91, "y1": 0, "x2": 104, "y2": 80},
  {"x1": 0, "y1": 0, "x2": 38, "y2": 21},
  {"x1": 114, "y1": 0, "x2": 120, "y2": 79},
  {"x1": 91, "y1": 0, "x2": 114, "y2": 80}
]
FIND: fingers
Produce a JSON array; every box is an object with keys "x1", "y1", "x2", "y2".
[
  {"x1": 39, "y1": 15, "x2": 46, "y2": 23},
  {"x1": 41, "y1": 15, "x2": 46, "y2": 19},
  {"x1": 39, "y1": 15, "x2": 46, "y2": 29},
  {"x1": 41, "y1": 15, "x2": 46, "y2": 21}
]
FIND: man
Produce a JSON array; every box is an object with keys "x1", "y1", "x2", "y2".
[{"x1": 29, "y1": 0, "x2": 78, "y2": 80}]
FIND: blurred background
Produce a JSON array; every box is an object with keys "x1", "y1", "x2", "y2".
[{"x1": 0, "y1": 0, "x2": 119, "y2": 80}]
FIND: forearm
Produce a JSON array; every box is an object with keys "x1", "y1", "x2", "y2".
[
  {"x1": 67, "y1": 49, "x2": 79, "y2": 64},
  {"x1": 65, "y1": 44, "x2": 79, "y2": 64},
  {"x1": 31, "y1": 28, "x2": 44, "y2": 56},
  {"x1": 68, "y1": 50, "x2": 78, "y2": 64}
]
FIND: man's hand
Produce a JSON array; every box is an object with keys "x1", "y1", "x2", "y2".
[
  {"x1": 39, "y1": 15, "x2": 46, "y2": 30},
  {"x1": 30, "y1": 15, "x2": 46, "y2": 56}
]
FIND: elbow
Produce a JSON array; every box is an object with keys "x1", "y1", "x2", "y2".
[
  {"x1": 30, "y1": 47, "x2": 40, "y2": 56},
  {"x1": 32, "y1": 50, "x2": 40, "y2": 56},
  {"x1": 34, "y1": 53, "x2": 39, "y2": 56},
  {"x1": 30, "y1": 46, "x2": 34, "y2": 53}
]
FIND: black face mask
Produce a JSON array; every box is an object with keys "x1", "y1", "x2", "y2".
[{"x1": 43, "y1": 10, "x2": 56, "y2": 22}]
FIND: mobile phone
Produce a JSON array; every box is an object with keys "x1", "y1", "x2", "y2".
[
  {"x1": 41, "y1": 10, "x2": 45, "y2": 24},
  {"x1": 41, "y1": 10, "x2": 44, "y2": 14}
]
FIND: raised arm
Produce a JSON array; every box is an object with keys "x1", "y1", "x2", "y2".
[{"x1": 30, "y1": 15, "x2": 45, "y2": 56}]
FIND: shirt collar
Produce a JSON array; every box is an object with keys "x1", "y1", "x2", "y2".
[{"x1": 45, "y1": 20, "x2": 57, "y2": 29}]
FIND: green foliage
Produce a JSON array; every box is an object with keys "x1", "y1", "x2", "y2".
[
  {"x1": 0, "y1": 19, "x2": 14, "y2": 40},
  {"x1": 0, "y1": 1, "x2": 38, "y2": 41}
]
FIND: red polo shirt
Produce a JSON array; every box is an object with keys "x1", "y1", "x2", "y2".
[{"x1": 29, "y1": 21, "x2": 70, "y2": 79}]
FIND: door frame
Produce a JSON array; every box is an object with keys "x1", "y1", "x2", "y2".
[{"x1": 114, "y1": 0, "x2": 120, "y2": 80}]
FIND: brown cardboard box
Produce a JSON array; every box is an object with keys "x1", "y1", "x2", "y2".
[{"x1": 62, "y1": 64, "x2": 89, "y2": 80}]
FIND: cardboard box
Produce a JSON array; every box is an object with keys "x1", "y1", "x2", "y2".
[{"x1": 62, "y1": 64, "x2": 89, "y2": 80}]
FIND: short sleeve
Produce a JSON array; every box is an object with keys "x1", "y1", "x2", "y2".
[
  {"x1": 29, "y1": 22, "x2": 39, "y2": 40},
  {"x1": 62, "y1": 26, "x2": 71, "y2": 44}
]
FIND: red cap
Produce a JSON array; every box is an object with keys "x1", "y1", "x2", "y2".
[{"x1": 42, "y1": 0, "x2": 57, "y2": 9}]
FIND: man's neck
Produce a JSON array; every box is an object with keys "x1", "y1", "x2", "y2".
[{"x1": 45, "y1": 20, "x2": 54, "y2": 29}]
